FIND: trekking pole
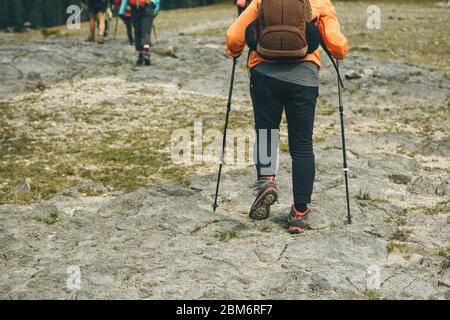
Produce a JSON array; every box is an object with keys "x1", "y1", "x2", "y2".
[
  {"x1": 213, "y1": 57, "x2": 238, "y2": 212},
  {"x1": 152, "y1": 25, "x2": 159, "y2": 45},
  {"x1": 336, "y1": 59, "x2": 352, "y2": 224},
  {"x1": 113, "y1": 15, "x2": 119, "y2": 40}
]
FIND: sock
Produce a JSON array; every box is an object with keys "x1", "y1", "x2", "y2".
[
  {"x1": 143, "y1": 46, "x2": 150, "y2": 54},
  {"x1": 258, "y1": 175, "x2": 275, "y2": 181},
  {"x1": 294, "y1": 203, "x2": 308, "y2": 213},
  {"x1": 138, "y1": 51, "x2": 143, "y2": 58}
]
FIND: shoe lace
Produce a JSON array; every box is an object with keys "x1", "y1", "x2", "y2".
[{"x1": 251, "y1": 178, "x2": 277, "y2": 196}]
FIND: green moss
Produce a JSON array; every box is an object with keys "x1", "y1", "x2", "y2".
[
  {"x1": 413, "y1": 203, "x2": 450, "y2": 216},
  {"x1": 83, "y1": 187, "x2": 106, "y2": 197},
  {"x1": 387, "y1": 241, "x2": 408, "y2": 254},
  {"x1": 316, "y1": 100, "x2": 336, "y2": 116},
  {"x1": 1, "y1": 89, "x2": 252, "y2": 204},
  {"x1": 349, "y1": 172, "x2": 359, "y2": 179},
  {"x1": 390, "y1": 229, "x2": 411, "y2": 242},
  {"x1": 437, "y1": 247, "x2": 450, "y2": 259},
  {"x1": 40, "y1": 28, "x2": 60, "y2": 38},
  {"x1": 33, "y1": 211, "x2": 58, "y2": 225},
  {"x1": 215, "y1": 229, "x2": 237, "y2": 242},
  {"x1": 363, "y1": 289, "x2": 381, "y2": 300},
  {"x1": 257, "y1": 224, "x2": 273, "y2": 233}
]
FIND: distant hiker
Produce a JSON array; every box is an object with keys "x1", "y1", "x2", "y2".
[
  {"x1": 235, "y1": 0, "x2": 252, "y2": 16},
  {"x1": 104, "y1": 4, "x2": 114, "y2": 37},
  {"x1": 125, "y1": 0, "x2": 160, "y2": 66},
  {"x1": 81, "y1": 0, "x2": 115, "y2": 44},
  {"x1": 226, "y1": 0, "x2": 348, "y2": 234},
  {"x1": 116, "y1": 0, "x2": 134, "y2": 45},
  {"x1": 96, "y1": 4, "x2": 113, "y2": 37}
]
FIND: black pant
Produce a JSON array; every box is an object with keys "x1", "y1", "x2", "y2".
[
  {"x1": 87, "y1": 0, "x2": 108, "y2": 14},
  {"x1": 120, "y1": 15, "x2": 134, "y2": 44},
  {"x1": 250, "y1": 70, "x2": 319, "y2": 204},
  {"x1": 131, "y1": 4, "x2": 154, "y2": 52}
]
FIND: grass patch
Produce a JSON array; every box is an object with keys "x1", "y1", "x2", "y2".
[
  {"x1": 396, "y1": 217, "x2": 407, "y2": 226},
  {"x1": 343, "y1": 1, "x2": 450, "y2": 70},
  {"x1": 349, "y1": 172, "x2": 359, "y2": 179},
  {"x1": 83, "y1": 186, "x2": 105, "y2": 197},
  {"x1": 316, "y1": 99, "x2": 336, "y2": 116},
  {"x1": 1, "y1": 88, "x2": 248, "y2": 204},
  {"x1": 412, "y1": 202, "x2": 450, "y2": 216},
  {"x1": 372, "y1": 197, "x2": 389, "y2": 203},
  {"x1": 363, "y1": 289, "x2": 381, "y2": 300},
  {"x1": 215, "y1": 229, "x2": 237, "y2": 242},
  {"x1": 356, "y1": 189, "x2": 371, "y2": 201},
  {"x1": 437, "y1": 247, "x2": 450, "y2": 259},
  {"x1": 256, "y1": 224, "x2": 273, "y2": 233},
  {"x1": 387, "y1": 241, "x2": 409, "y2": 254},
  {"x1": 390, "y1": 229, "x2": 411, "y2": 242},
  {"x1": 40, "y1": 28, "x2": 60, "y2": 38},
  {"x1": 33, "y1": 211, "x2": 58, "y2": 225}
]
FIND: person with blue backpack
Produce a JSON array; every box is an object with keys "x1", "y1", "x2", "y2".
[{"x1": 121, "y1": 0, "x2": 160, "y2": 66}]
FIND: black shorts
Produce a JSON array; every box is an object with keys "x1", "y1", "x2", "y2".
[{"x1": 87, "y1": 0, "x2": 108, "y2": 15}]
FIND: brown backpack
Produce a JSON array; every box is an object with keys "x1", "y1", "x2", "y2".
[{"x1": 256, "y1": 0, "x2": 313, "y2": 60}]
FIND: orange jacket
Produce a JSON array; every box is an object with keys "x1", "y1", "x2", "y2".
[
  {"x1": 128, "y1": 0, "x2": 150, "y2": 5},
  {"x1": 226, "y1": 0, "x2": 349, "y2": 69}
]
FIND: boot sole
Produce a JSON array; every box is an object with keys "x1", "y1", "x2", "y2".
[
  {"x1": 287, "y1": 226, "x2": 306, "y2": 235},
  {"x1": 287, "y1": 210, "x2": 310, "y2": 235},
  {"x1": 249, "y1": 188, "x2": 278, "y2": 221}
]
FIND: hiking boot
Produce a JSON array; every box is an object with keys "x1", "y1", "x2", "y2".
[
  {"x1": 136, "y1": 55, "x2": 144, "y2": 66},
  {"x1": 97, "y1": 35, "x2": 104, "y2": 44},
  {"x1": 143, "y1": 52, "x2": 151, "y2": 66},
  {"x1": 249, "y1": 177, "x2": 278, "y2": 220},
  {"x1": 287, "y1": 205, "x2": 310, "y2": 235},
  {"x1": 86, "y1": 34, "x2": 95, "y2": 42}
]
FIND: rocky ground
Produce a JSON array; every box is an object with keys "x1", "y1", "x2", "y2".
[{"x1": 0, "y1": 2, "x2": 449, "y2": 299}]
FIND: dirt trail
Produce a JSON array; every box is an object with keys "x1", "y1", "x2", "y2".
[{"x1": 0, "y1": 4, "x2": 449, "y2": 299}]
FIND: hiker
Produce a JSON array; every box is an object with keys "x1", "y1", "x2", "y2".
[
  {"x1": 81, "y1": 0, "x2": 115, "y2": 44},
  {"x1": 235, "y1": 0, "x2": 252, "y2": 16},
  {"x1": 96, "y1": 4, "x2": 113, "y2": 37},
  {"x1": 125, "y1": 0, "x2": 160, "y2": 66},
  {"x1": 116, "y1": 0, "x2": 134, "y2": 45},
  {"x1": 104, "y1": 4, "x2": 114, "y2": 37},
  {"x1": 226, "y1": 0, "x2": 348, "y2": 234}
]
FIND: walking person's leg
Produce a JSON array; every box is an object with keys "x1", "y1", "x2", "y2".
[
  {"x1": 284, "y1": 84, "x2": 319, "y2": 234},
  {"x1": 125, "y1": 17, "x2": 134, "y2": 45},
  {"x1": 88, "y1": 13, "x2": 96, "y2": 41},
  {"x1": 131, "y1": 8, "x2": 143, "y2": 64},
  {"x1": 85, "y1": 0, "x2": 96, "y2": 41},
  {"x1": 97, "y1": 12, "x2": 106, "y2": 44},
  {"x1": 104, "y1": 18, "x2": 109, "y2": 37},
  {"x1": 141, "y1": 6, "x2": 155, "y2": 66},
  {"x1": 249, "y1": 71, "x2": 284, "y2": 220}
]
